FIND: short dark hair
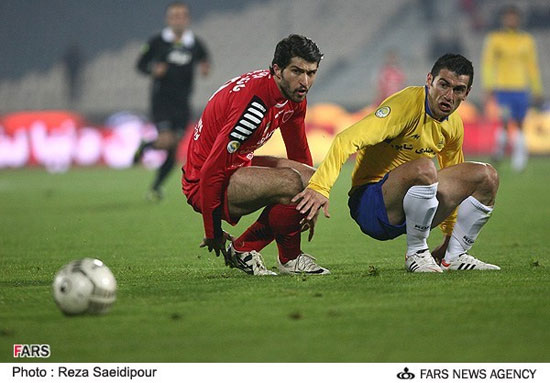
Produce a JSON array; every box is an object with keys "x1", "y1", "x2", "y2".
[
  {"x1": 166, "y1": 2, "x2": 188, "y2": 13},
  {"x1": 270, "y1": 34, "x2": 323, "y2": 74},
  {"x1": 430, "y1": 53, "x2": 474, "y2": 88},
  {"x1": 501, "y1": 4, "x2": 521, "y2": 17}
]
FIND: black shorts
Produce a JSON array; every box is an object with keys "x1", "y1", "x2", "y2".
[{"x1": 151, "y1": 95, "x2": 191, "y2": 134}]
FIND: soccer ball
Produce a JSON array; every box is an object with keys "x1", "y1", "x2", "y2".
[{"x1": 52, "y1": 258, "x2": 117, "y2": 315}]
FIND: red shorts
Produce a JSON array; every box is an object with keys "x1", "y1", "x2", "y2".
[{"x1": 182, "y1": 167, "x2": 241, "y2": 226}]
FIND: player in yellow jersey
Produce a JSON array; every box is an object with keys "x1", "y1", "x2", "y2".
[
  {"x1": 293, "y1": 54, "x2": 500, "y2": 272},
  {"x1": 481, "y1": 5, "x2": 543, "y2": 171}
]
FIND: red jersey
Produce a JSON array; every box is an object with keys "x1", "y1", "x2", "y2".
[
  {"x1": 183, "y1": 69, "x2": 313, "y2": 239},
  {"x1": 376, "y1": 65, "x2": 406, "y2": 105}
]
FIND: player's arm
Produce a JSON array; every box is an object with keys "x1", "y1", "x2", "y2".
[
  {"x1": 197, "y1": 128, "x2": 237, "y2": 259},
  {"x1": 431, "y1": 120, "x2": 465, "y2": 263},
  {"x1": 280, "y1": 102, "x2": 313, "y2": 166},
  {"x1": 292, "y1": 125, "x2": 362, "y2": 221},
  {"x1": 199, "y1": 93, "x2": 267, "y2": 247},
  {"x1": 136, "y1": 38, "x2": 167, "y2": 78},
  {"x1": 199, "y1": 132, "x2": 234, "y2": 240},
  {"x1": 199, "y1": 61, "x2": 211, "y2": 77},
  {"x1": 480, "y1": 34, "x2": 496, "y2": 102},
  {"x1": 526, "y1": 36, "x2": 543, "y2": 103},
  {"x1": 136, "y1": 38, "x2": 156, "y2": 75},
  {"x1": 436, "y1": 120, "x2": 465, "y2": 237},
  {"x1": 280, "y1": 102, "x2": 317, "y2": 239},
  {"x1": 199, "y1": 127, "x2": 239, "y2": 263},
  {"x1": 196, "y1": 37, "x2": 211, "y2": 77},
  {"x1": 295, "y1": 108, "x2": 403, "y2": 220}
]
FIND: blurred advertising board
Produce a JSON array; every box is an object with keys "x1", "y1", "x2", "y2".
[{"x1": 1, "y1": 105, "x2": 549, "y2": 171}]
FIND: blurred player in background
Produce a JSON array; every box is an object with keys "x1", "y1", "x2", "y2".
[
  {"x1": 481, "y1": 5, "x2": 543, "y2": 172},
  {"x1": 374, "y1": 50, "x2": 406, "y2": 106},
  {"x1": 62, "y1": 43, "x2": 84, "y2": 107},
  {"x1": 134, "y1": 2, "x2": 210, "y2": 200},
  {"x1": 294, "y1": 54, "x2": 501, "y2": 273},
  {"x1": 184, "y1": 34, "x2": 329, "y2": 276}
]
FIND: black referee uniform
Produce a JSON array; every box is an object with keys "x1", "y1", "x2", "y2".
[
  {"x1": 137, "y1": 28, "x2": 209, "y2": 134},
  {"x1": 135, "y1": 27, "x2": 209, "y2": 199}
]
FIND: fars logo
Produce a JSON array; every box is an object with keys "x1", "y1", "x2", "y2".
[
  {"x1": 397, "y1": 367, "x2": 415, "y2": 380},
  {"x1": 13, "y1": 344, "x2": 51, "y2": 358}
]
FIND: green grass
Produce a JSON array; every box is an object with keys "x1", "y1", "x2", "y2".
[{"x1": 1, "y1": 158, "x2": 549, "y2": 362}]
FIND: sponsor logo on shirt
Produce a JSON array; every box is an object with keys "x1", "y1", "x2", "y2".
[{"x1": 167, "y1": 50, "x2": 192, "y2": 66}]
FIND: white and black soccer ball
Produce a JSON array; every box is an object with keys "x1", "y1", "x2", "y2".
[{"x1": 52, "y1": 258, "x2": 117, "y2": 315}]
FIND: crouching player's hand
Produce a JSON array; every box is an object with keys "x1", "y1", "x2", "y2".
[
  {"x1": 292, "y1": 188, "x2": 330, "y2": 221},
  {"x1": 200, "y1": 231, "x2": 234, "y2": 262},
  {"x1": 292, "y1": 188, "x2": 330, "y2": 242},
  {"x1": 299, "y1": 211, "x2": 319, "y2": 242}
]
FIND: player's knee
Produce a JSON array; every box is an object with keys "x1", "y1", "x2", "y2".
[
  {"x1": 154, "y1": 138, "x2": 169, "y2": 150},
  {"x1": 480, "y1": 163, "x2": 499, "y2": 196},
  {"x1": 156, "y1": 132, "x2": 177, "y2": 149},
  {"x1": 276, "y1": 168, "x2": 304, "y2": 204},
  {"x1": 411, "y1": 158, "x2": 438, "y2": 185},
  {"x1": 470, "y1": 163, "x2": 499, "y2": 206},
  {"x1": 300, "y1": 166, "x2": 315, "y2": 184}
]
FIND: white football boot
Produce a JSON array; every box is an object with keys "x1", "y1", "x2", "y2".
[
  {"x1": 405, "y1": 249, "x2": 443, "y2": 273},
  {"x1": 440, "y1": 253, "x2": 500, "y2": 271},
  {"x1": 226, "y1": 243, "x2": 277, "y2": 276},
  {"x1": 278, "y1": 253, "x2": 330, "y2": 275}
]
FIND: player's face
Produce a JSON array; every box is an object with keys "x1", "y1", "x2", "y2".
[
  {"x1": 426, "y1": 69, "x2": 471, "y2": 121},
  {"x1": 273, "y1": 57, "x2": 318, "y2": 103},
  {"x1": 502, "y1": 11, "x2": 520, "y2": 29},
  {"x1": 166, "y1": 5, "x2": 190, "y2": 34}
]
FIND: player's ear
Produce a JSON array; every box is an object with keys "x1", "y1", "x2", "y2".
[
  {"x1": 426, "y1": 73, "x2": 433, "y2": 87},
  {"x1": 272, "y1": 64, "x2": 283, "y2": 79}
]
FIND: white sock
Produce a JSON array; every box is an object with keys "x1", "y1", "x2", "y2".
[
  {"x1": 444, "y1": 196, "x2": 493, "y2": 263},
  {"x1": 493, "y1": 127, "x2": 507, "y2": 160},
  {"x1": 403, "y1": 183, "x2": 439, "y2": 256},
  {"x1": 512, "y1": 130, "x2": 528, "y2": 172}
]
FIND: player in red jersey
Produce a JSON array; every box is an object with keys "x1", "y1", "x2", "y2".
[{"x1": 183, "y1": 34, "x2": 329, "y2": 275}]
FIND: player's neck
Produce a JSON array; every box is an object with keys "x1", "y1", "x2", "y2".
[{"x1": 172, "y1": 28, "x2": 186, "y2": 41}]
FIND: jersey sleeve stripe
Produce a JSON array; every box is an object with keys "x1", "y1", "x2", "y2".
[
  {"x1": 248, "y1": 108, "x2": 265, "y2": 118},
  {"x1": 251, "y1": 101, "x2": 266, "y2": 112},
  {"x1": 227, "y1": 96, "x2": 267, "y2": 143},
  {"x1": 235, "y1": 126, "x2": 253, "y2": 134},
  {"x1": 243, "y1": 113, "x2": 262, "y2": 124},
  {"x1": 239, "y1": 119, "x2": 256, "y2": 130},
  {"x1": 230, "y1": 132, "x2": 248, "y2": 140}
]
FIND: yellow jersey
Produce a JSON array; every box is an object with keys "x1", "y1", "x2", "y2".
[
  {"x1": 308, "y1": 86, "x2": 464, "y2": 234},
  {"x1": 481, "y1": 29, "x2": 543, "y2": 95}
]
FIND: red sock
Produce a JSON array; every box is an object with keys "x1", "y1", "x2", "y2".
[
  {"x1": 267, "y1": 204, "x2": 303, "y2": 263},
  {"x1": 233, "y1": 207, "x2": 274, "y2": 252}
]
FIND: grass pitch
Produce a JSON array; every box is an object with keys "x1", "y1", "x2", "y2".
[{"x1": 1, "y1": 158, "x2": 549, "y2": 362}]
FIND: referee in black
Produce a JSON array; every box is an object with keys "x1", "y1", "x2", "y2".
[{"x1": 134, "y1": 2, "x2": 210, "y2": 201}]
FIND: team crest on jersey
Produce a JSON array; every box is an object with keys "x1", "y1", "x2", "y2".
[
  {"x1": 227, "y1": 140, "x2": 241, "y2": 153},
  {"x1": 281, "y1": 110, "x2": 294, "y2": 123},
  {"x1": 375, "y1": 106, "x2": 391, "y2": 118}
]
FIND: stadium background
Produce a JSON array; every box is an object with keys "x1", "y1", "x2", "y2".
[{"x1": 1, "y1": 0, "x2": 550, "y2": 170}]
